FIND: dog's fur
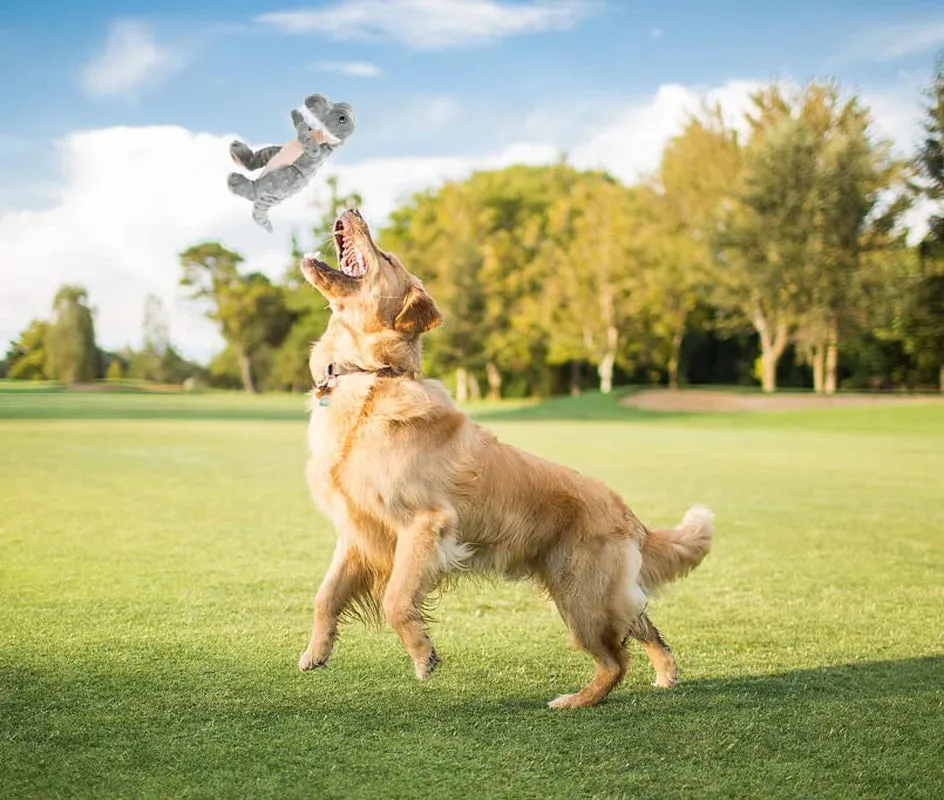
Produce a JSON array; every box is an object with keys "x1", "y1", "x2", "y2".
[{"x1": 298, "y1": 209, "x2": 713, "y2": 708}]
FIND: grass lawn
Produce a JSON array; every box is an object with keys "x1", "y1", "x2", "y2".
[{"x1": 1, "y1": 388, "x2": 941, "y2": 798}]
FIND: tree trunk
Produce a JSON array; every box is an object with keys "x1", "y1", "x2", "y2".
[
  {"x1": 939, "y1": 359, "x2": 944, "y2": 394},
  {"x1": 455, "y1": 367, "x2": 469, "y2": 403},
  {"x1": 811, "y1": 342, "x2": 825, "y2": 394},
  {"x1": 486, "y1": 362, "x2": 502, "y2": 401},
  {"x1": 570, "y1": 361, "x2": 582, "y2": 397},
  {"x1": 468, "y1": 373, "x2": 481, "y2": 400},
  {"x1": 668, "y1": 326, "x2": 684, "y2": 390},
  {"x1": 824, "y1": 316, "x2": 838, "y2": 396},
  {"x1": 755, "y1": 314, "x2": 788, "y2": 394},
  {"x1": 238, "y1": 350, "x2": 256, "y2": 394},
  {"x1": 598, "y1": 326, "x2": 618, "y2": 395}
]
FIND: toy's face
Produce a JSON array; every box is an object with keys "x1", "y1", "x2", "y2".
[{"x1": 304, "y1": 94, "x2": 356, "y2": 145}]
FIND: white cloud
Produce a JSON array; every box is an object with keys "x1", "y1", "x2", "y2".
[
  {"x1": 82, "y1": 20, "x2": 182, "y2": 97},
  {"x1": 0, "y1": 125, "x2": 558, "y2": 360},
  {"x1": 570, "y1": 81, "x2": 760, "y2": 184},
  {"x1": 841, "y1": 19, "x2": 944, "y2": 63},
  {"x1": 258, "y1": 0, "x2": 601, "y2": 50},
  {"x1": 864, "y1": 87, "x2": 924, "y2": 157},
  {"x1": 313, "y1": 60, "x2": 382, "y2": 77},
  {"x1": 1, "y1": 78, "x2": 927, "y2": 362}
]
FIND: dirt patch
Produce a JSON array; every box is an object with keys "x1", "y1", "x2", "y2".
[{"x1": 621, "y1": 389, "x2": 943, "y2": 413}]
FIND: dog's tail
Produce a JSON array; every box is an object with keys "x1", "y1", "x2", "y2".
[{"x1": 639, "y1": 505, "x2": 714, "y2": 592}]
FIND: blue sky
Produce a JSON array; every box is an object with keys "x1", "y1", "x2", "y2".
[
  {"x1": 1, "y1": 1, "x2": 939, "y2": 167},
  {"x1": 1, "y1": 0, "x2": 942, "y2": 358}
]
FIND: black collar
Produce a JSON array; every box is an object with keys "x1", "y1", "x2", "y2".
[{"x1": 314, "y1": 362, "x2": 411, "y2": 399}]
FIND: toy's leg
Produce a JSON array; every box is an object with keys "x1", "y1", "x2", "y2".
[
  {"x1": 227, "y1": 173, "x2": 256, "y2": 200},
  {"x1": 230, "y1": 141, "x2": 281, "y2": 171},
  {"x1": 240, "y1": 165, "x2": 307, "y2": 233},
  {"x1": 252, "y1": 196, "x2": 276, "y2": 233}
]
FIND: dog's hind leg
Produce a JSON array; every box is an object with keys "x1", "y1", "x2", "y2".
[
  {"x1": 627, "y1": 612, "x2": 678, "y2": 688},
  {"x1": 546, "y1": 541, "x2": 644, "y2": 709},
  {"x1": 299, "y1": 539, "x2": 371, "y2": 671},
  {"x1": 383, "y1": 507, "x2": 457, "y2": 680}
]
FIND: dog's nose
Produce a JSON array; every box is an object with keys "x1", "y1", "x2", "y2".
[{"x1": 349, "y1": 208, "x2": 362, "y2": 219}]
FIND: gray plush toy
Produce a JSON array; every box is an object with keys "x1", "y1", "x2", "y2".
[{"x1": 227, "y1": 93, "x2": 355, "y2": 232}]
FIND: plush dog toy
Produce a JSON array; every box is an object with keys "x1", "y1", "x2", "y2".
[{"x1": 227, "y1": 93, "x2": 355, "y2": 232}]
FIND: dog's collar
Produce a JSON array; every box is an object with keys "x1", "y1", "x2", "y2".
[{"x1": 314, "y1": 362, "x2": 412, "y2": 402}]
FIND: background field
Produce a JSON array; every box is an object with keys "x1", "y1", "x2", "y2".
[{"x1": 1, "y1": 388, "x2": 942, "y2": 799}]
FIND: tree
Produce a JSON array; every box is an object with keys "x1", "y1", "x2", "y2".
[
  {"x1": 384, "y1": 162, "x2": 608, "y2": 399},
  {"x1": 105, "y1": 359, "x2": 125, "y2": 381},
  {"x1": 914, "y1": 53, "x2": 944, "y2": 262},
  {"x1": 717, "y1": 99, "x2": 817, "y2": 393},
  {"x1": 179, "y1": 243, "x2": 292, "y2": 393},
  {"x1": 904, "y1": 273, "x2": 944, "y2": 390},
  {"x1": 45, "y1": 286, "x2": 100, "y2": 383},
  {"x1": 539, "y1": 172, "x2": 651, "y2": 394},
  {"x1": 791, "y1": 83, "x2": 906, "y2": 394},
  {"x1": 128, "y1": 294, "x2": 171, "y2": 382},
  {"x1": 649, "y1": 106, "x2": 743, "y2": 388},
  {"x1": 4, "y1": 319, "x2": 49, "y2": 380},
  {"x1": 382, "y1": 181, "x2": 489, "y2": 400},
  {"x1": 908, "y1": 54, "x2": 944, "y2": 391}
]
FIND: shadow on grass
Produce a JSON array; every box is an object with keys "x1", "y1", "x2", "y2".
[{"x1": 2, "y1": 653, "x2": 940, "y2": 798}]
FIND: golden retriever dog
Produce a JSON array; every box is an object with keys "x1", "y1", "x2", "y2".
[{"x1": 298, "y1": 208, "x2": 713, "y2": 709}]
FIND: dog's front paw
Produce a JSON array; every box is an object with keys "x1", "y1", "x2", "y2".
[
  {"x1": 298, "y1": 648, "x2": 329, "y2": 672},
  {"x1": 414, "y1": 647, "x2": 440, "y2": 680}
]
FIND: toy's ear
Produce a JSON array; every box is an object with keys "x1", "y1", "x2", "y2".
[
  {"x1": 304, "y1": 94, "x2": 327, "y2": 111},
  {"x1": 394, "y1": 284, "x2": 443, "y2": 336}
]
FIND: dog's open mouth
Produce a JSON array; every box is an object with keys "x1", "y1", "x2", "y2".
[{"x1": 333, "y1": 218, "x2": 368, "y2": 278}]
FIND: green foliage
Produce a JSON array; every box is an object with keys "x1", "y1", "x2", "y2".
[
  {"x1": 715, "y1": 83, "x2": 906, "y2": 392},
  {"x1": 383, "y1": 162, "x2": 663, "y2": 395},
  {"x1": 180, "y1": 242, "x2": 292, "y2": 393},
  {"x1": 904, "y1": 273, "x2": 944, "y2": 385},
  {"x1": 104, "y1": 358, "x2": 124, "y2": 381},
  {"x1": 915, "y1": 53, "x2": 944, "y2": 261},
  {"x1": 5, "y1": 319, "x2": 49, "y2": 380},
  {"x1": 648, "y1": 105, "x2": 744, "y2": 387},
  {"x1": 45, "y1": 285, "x2": 100, "y2": 383}
]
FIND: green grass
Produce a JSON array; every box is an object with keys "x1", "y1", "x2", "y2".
[{"x1": 1, "y1": 390, "x2": 941, "y2": 799}]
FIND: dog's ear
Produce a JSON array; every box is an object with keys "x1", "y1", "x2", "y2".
[{"x1": 394, "y1": 284, "x2": 443, "y2": 335}]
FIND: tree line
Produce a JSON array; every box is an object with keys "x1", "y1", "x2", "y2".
[
  {"x1": 1, "y1": 287, "x2": 205, "y2": 387},
  {"x1": 5, "y1": 64, "x2": 944, "y2": 395}
]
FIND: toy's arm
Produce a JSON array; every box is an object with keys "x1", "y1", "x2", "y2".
[{"x1": 291, "y1": 109, "x2": 333, "y2": 159}]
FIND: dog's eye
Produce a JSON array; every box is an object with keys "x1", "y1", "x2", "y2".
[{"x1": 338, "y1": 115, "x2": 347, "y2": 124}]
